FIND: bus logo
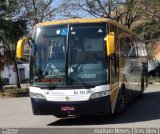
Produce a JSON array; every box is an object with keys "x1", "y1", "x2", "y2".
[{"x1": 65, "y1": 96, "x2": 70, "y2": 101}]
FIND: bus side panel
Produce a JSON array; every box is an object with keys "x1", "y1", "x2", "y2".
[
  {"x1": 108, "y1": 23, "x2": 121, "y2": 113},
  {"x1": 118, "y1": 30, "x2": 147, "y2": 101}
]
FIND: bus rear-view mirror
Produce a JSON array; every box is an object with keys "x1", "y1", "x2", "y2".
[
  {"x1": 16, "y1": 37, "x2": 29, "y2": 59},
  {"x1": 106, "y1": 32, "x2": 115, "y2": 56}
]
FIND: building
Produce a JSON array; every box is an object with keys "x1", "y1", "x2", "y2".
[
  {"x1": 0, "y1": 63, "x2": 29, "y2": 85},
  {"x1": 0, "y1": 42, "x2": 30, "y2": 85}
]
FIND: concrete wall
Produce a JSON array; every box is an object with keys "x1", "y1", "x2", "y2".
[{"x1": 1, "y1": 63, "x2": 29, "y2": 85}]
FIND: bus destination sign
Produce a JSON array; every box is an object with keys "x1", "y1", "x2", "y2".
[{"x1": 35, "y1": 78, "x2": 61, "y2": 83}]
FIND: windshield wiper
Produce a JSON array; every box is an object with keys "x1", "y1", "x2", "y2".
[{"x1": 72, "y1": 67, "x2": 91, "y2": 88}]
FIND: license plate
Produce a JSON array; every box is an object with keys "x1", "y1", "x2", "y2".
[{"x1": 61, "y1": 106, "x2": 75, "y2": 111}]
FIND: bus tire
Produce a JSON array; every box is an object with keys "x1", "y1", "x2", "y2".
[
  {"x1": 139, "y1": 78, "x2": 144, "y2": 98},
  {"x1": 114, "y1": 85, "x2": 127, "y2": 114}
]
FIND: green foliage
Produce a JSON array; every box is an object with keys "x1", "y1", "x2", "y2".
[
  {"x1": 0, "y1": 1, "x2": 26, "y2": 68},
  {"x1": 134, "y1": 22, "x2": 160, "y2": 40},
  {"x1": 0, "y1": 20, "x2": 26, "y2": 44},
  {"x1": 0, "y1": 0, "x2": 15, "y2": 16},
  {"x1": 0, "y1": 0, "x2": 27, "y2": 89},
  {"x1": 0, "y1": 0, "x2": 26, "y2": 45}
]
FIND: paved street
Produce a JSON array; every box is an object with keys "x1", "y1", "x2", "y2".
[{"x1": 0, "y1": 84, "x2": 160, "y2": 128}]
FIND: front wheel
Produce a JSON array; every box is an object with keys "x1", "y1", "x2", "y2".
[{"x1": 114, "y1": 85, "x2": 127, "y2": 114}]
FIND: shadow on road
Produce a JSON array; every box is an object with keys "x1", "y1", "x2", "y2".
[{"x1": 48, "y1": 91, "x2": 160, "y2": 126}]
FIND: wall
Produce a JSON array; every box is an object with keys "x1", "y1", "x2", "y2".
[{"x1": 1, "y1": 63, "x2": 29, "y2": 85}]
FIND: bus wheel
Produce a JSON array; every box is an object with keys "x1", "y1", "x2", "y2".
[
  {"x1": 115, "y1": 85, "x2": 127, "y2": 114},
  {"x1": 139, "y1": 78, "x2": 144, "y2": 98}
]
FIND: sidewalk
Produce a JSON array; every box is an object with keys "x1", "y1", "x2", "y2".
[{"x1": 4, "y1": 83, "x2": 29, "y2": 89}]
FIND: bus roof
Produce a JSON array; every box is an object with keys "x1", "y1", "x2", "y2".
[
  {"x1": 36, "y1": 18, "x2": 144, "y2": 41},
  {"x1": 36, "y1": 18, "x2": 108, "y2": 26}
]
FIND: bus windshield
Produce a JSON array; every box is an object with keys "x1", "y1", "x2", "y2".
[
  {"x1": 30, "y1": 23, "x2": 108, "y2": 88},
  {"x1": 68, "y1": 24, "x2": 108, "y2": 86}
]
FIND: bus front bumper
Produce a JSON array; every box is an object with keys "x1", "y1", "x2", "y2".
[{"x1": 31, "y1": 96, "x2": 111, "y2": 116}]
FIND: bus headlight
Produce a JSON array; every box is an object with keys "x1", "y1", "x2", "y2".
[
  {"x1": 90, "y1": 91, "x2": 110, "y2": 99},
  {"x1": 30, "y1": 92, "x2": 46, "y2": 100}
]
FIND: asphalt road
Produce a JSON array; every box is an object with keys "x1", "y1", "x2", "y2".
[{"x1": 0, "y1": 84, "x2": 160, "y2": 128}]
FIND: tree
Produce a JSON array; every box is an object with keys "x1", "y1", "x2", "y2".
[
  {"x1": 59, "y1": 0, "x2": 120, "y2": 18},
  {"x1": 59, "y1": 0, "x2": 144, "y2": 28},
  {"x1": 15, "y1": 0, "x2": 65, "y2": 31},
  {"x1": 59, "y1": 0, "x2": 160, "y2": 29},
  {"x1": 134, "y1": 22, "x2": 160, "y2": 40},
  {"x1": 145, "y1": 39, "x2": 160, "y2": 75},
  {"x1": 0, "y1": 0, "x2": 27, "y2": 89},
  {"x1": 141, "y1": 0, "x2": 160, "y2": 23},
  {"x1": 0, "y1": 0, "x2": 66, "y2": 88},
  {"x1": 113, "y1": 0, "x2": 145, "y2": 29}
]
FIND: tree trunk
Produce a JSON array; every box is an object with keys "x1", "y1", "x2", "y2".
[
  {"x1": 13, "y1": 56, "x2": 21, "y2": 89},
  {"x1": 0, "y1": 83, "x2": 3, "y2": 92},
  {"x1": 0, "y1": 75, "x2": 3, "y2": 92},
  {"x1": 0, "y1": 85, "x2": 3, "y2": 92}
]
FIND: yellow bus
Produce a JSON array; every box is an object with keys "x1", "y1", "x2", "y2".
[{"x1": 17, "y1": 18, "x2": 148, "y2": 117}]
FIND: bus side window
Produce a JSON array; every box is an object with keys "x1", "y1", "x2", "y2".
[
  {"x1": 119, "y1": 37, "x2": 126, "y2": 66},
  {"x1": 137, "y1": 41, "x2": 147, "y2": 57},
  {"x1": 128, "y1": 38, "x2": 137, "y2": 58},
  {"x1": 109, "y1": 24, "x2": 119, "y2": 84},
  {"x1": 120, "y1": 37, "x2": 125, "y2": 57}
]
